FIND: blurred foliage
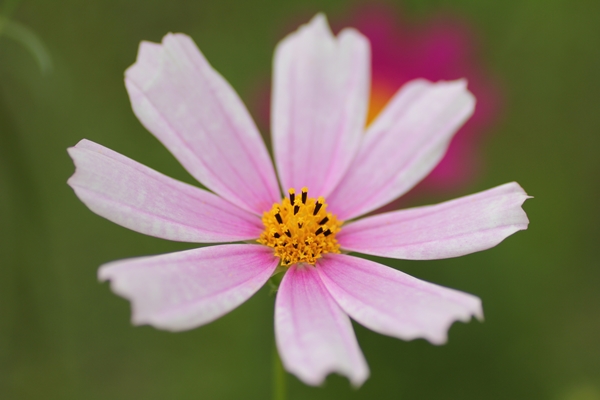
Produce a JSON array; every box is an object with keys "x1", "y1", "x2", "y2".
[
  {"x1": 0, "y1": 0, "x2": 52, "y2": 74},
  {"x1": 0, "y1": 19, "x2": 52, "y2": 74},
  {"x1": 0, "y1": 0, "x2": 599, "y2": 399}
]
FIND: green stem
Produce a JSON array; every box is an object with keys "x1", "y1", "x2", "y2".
[{"x1": 273, "y1": 344, "x2": 287, "y2": 400}]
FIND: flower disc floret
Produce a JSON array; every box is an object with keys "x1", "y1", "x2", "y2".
[{"x1": 258, "y1": 187, "x2": 342, "y2": 266}]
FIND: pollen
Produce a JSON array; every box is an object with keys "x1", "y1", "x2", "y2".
[{"x1": 258, "y1": 187, "x2": 342, "y2": 266}]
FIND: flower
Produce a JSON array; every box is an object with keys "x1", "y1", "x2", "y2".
[
  {"x1": 346, "y1": 4, "x2": 503, "y2": 194},
  {"x1": 252, "y1": 4, "x2": 502, "y2": 198},
  {"x1": 67, "y1": 14, "x2": 529, "y2": 387}
]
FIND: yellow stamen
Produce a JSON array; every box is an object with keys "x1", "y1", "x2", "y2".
[{"x1": 258, "y1": 187, "x2": 342, "y2": 266}]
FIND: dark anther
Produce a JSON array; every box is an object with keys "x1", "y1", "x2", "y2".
[
  {"x1": 323, "y1": 229, "x2": 332, "y2": 237},
  {"x1": 315, "y1": 227, "x2": 324, "y2": 236},
  {"x1": 301, "y1": 190, "x2": 307, "y2": 204},
  {"x1": 294, "y1": 205, "x2": 299, "y2": 215},
  {"x1": 285, "y1": 230, "x2": 292, "y2": 237},
  {"x1": 318, "y1": 216, "x2": 329, "y2": 225},
  {"x1": 289, "y1": 191, "x2": 295, "y2": 205},
  {"x1": 293, "y1": 243, "x2": 298, "y2": 249},
  {"x1": 273, "y1": 232, "x2": 281, "y2": 238},
  {"x1": 313, "y1": 201, "x2": 323, "y2": 215},
  {"x1": 275, "y1": 213, "x2": 283, "y2": 224},
  {"x1": 298, "y1": 223, "x2": 303, "y2": 228},
  {"x1": 304, "y1": 240, "x2": 309, "y2": 245}
]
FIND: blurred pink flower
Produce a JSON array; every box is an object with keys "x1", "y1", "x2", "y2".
[
  {"x1": 345, "y1": 4, "x2": 503, "y2": 195},
  {"x1": 68, "y1": 15, "x2": 528, "y2": 386},
  {"x1": 253, "y1": 5, "x2": 502, "y2": 199}
]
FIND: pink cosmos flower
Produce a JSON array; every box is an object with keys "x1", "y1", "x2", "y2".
[
  {"x1": 253, "y1": 5, "x2": 502, "y2": 198},
  {"x1": 343, "y1": 4, "x2": 503, "y2": 194},
  {"x1": 67, "y1": 15, "x2": 529, "y2": 387}
]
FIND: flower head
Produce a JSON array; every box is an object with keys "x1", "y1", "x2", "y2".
[
  {"x1": 253, "y1": 5, "x2": 502, "y2": 196},
  {"x1": 347, "y1": 4, "x2": 503, "y2": 193},
  {"x1": 258, "y1": 187, "x2": 342, "y2": 266},
  {"x1": 68, "y1": 14, "x2": 529, "y2": 387}
]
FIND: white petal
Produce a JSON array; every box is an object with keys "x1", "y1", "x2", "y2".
[
  {"x1": 275, "y1": 264, "x2": 369, "y2": 387},
  {"x1": 125, "y1": 34, "x2": 280, "y2": 214},
  {"x1": 318, "y1": 254, "x2": 483, "y2": 345},
  {"x1": 272, "y1": 14, "x2": 370, "y2": 197},
  {"x1": 99, "y1": 244, "x2": 278, "y2": 331},
  {"x1": 328, "y1": 79, "x2": 475, "y2": 220},
  {"x1": 68, "y1": 140, "x2": 263, "y2": 243},
  {"x1": 338, "y1": 182, "x2": 530, "y2": 260}
]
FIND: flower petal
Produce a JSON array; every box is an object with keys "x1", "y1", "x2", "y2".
[
  {"x1": 68, "y1": 139, "x2": 263, "y2": 243},
  {"x1": 125, "y1": 34, "x2": 280, "y2": 215},
  {"x1": 328, "y1": 79, "x2": 475, "y2": 220},
  {"x1": 317, "y1": 254, "x2": 483, "y2": 345},
  {"x1": 99, "y1": 244, "x2": 278, "y2": 331},
  {"x1": 275, "y1": 264, "x2": 369, "y2": 387},
  {"x1": 338, "y1": 182, "x2": 530, "y2": 260},
  {"x1": 272, "y1": 14, "x2": 370, "y2": 197}
]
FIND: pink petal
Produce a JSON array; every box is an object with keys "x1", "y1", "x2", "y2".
[
  {"x1": 317, "y1": 254, "x2": 483, "y2": 345},
  {"x1": 338, "y1": 182, "x2": 530, "y2": 260},
  {"x1": 275, "y1": 264, "x2": 369, "y2": 387},
  {"x1": 272, "y1": 14, "x2": 370, "y2": 197},
  {"x1": 68, "y1": 139, "x2": 263, "y2": 243},
  {"x1": 99, "y1": 244, "x2": 278, "y2": 331},
  {"x1": 327, "y1": 79, "x2": 475, "y2": 220},
  {"x1": 125, "y1": 34, "x2": 280, "y2": 215}
]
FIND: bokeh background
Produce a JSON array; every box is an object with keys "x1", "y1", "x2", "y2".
[{"x1": 1, "y1": 0, "x2": 599, "y2": 399}]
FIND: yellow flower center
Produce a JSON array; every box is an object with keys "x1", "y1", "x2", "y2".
[{"x1": 258, "y1": 187, "x2": 342, "y2": 266}]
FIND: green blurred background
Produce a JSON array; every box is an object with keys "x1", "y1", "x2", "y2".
[{"x1": 1, "y1": 0, "x2": 599, "y2": 399}]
